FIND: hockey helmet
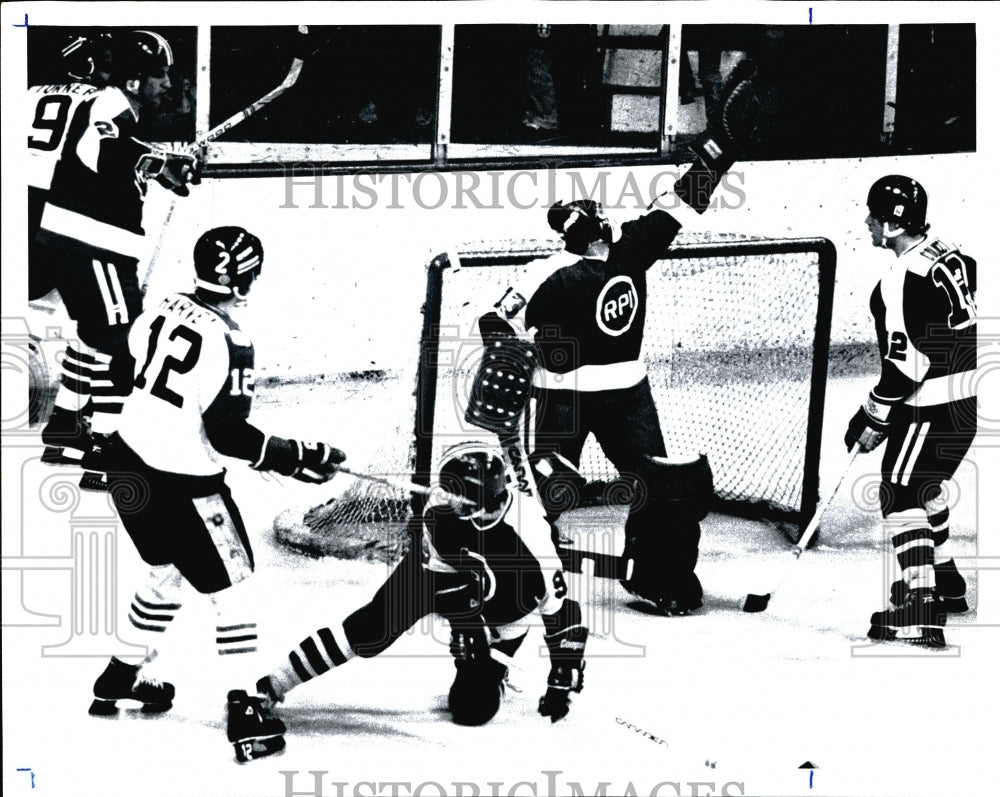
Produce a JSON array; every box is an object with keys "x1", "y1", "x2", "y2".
[
  {"x1": 193, "y1": 226, "x2": 264, "y2": 302},
  {"x1": 438, "y1": 444, "x2": 510, "y2": 522},
  {"x1": 114, "y1": 30, "x2": 173, "y2": 85},
  {"x1": 62, "y1": 32, "x2": 114, "y2": 84},
  {"x1": 866, "y1": 175, "x2": 929, "y2": 235},
  {"x1": 547, "y1": 199, "x2": 612, "y2": 255},
  {"x1": 61, "y1": 34, "x2": 97, "y2": 81}
]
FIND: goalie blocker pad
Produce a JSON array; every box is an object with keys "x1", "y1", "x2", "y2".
[{"x1": 464, "y1": 337, "x2": 539, "y2": 435}]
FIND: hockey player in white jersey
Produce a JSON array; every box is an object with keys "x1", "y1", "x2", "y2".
[
  {"x1": 241, "y1": 443, "x2": 588, "y2": 761},
  {"x1": 90, "y1": 227, "x2": 346, "y2": 763},
  {"x1": 37, "y1": 30, "x2": 199, "y2": 485},
  {"x1": 846, "y1": 175, "x2": 977, "y2": 647},
  {"x1": 467, "y1": 61, "x2": 758, "y2": 616}
]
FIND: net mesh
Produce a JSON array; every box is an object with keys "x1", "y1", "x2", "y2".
[{"x1": 275, "y1": 234, "x2": 832, "y2": 554}]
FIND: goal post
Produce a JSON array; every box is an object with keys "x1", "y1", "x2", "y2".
[{"x1": 274, "y1": 234, "x2": 837, "y2": 557}]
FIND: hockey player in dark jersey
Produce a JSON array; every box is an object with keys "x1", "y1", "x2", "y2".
[
  {"x1": 846, "y1": 175, "x2": 978, "y2": 648},
  {"x1": 28, "y1": 33, "x2": 114, "y2": 305},
  {"x1": 470, "y1": 61, "x2": 759, "y2": 616},
  {"x1": 241, "y1": 443, "x2": 589, "y2": 760},
  {"x1": 89, "y1": 227, "x2": 346, "y2": 763},
  {"x1": 37, "y1": 30, "x2": 199, "y2": 486}
]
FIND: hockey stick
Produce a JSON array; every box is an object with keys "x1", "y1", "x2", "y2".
[
  {"x1": 140, "y1": 25, "x2": 310, "y2": 295},
  {"x1": 742, "y1": 443, "x2": 861, "y2": 613},
  {"x1": 333, "y1": 464, "x2": 475, "y2": 510},
  {"x1": 196, "y1": 24, "x2": 310, "y2": 147}
]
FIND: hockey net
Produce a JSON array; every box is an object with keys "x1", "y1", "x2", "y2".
[{"x1": 274, "y1": 235, "x2": 836, "y2": 559}]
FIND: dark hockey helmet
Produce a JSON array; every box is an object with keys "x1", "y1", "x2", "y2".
[
  {"x1": 61, "y1": 34, "x2": 97, "y2": 81},
  {"x1": 193, "y1": 226, "x2": 264, "y2": 302},
  {"x1": 63, "y1": 32, "x2": 114, "y2": 83},
  {"x1": 547, "y1": 199, "x2": 612, "y2": 255},
  {"x1": 866, "y1": 175, "x2": 929, "y2": 234},
  {"x1": 438, "y1": 444, "x2": 510, "y2": 522},
  {"x1": 114, "y1": 30, "x2": 173, "y2": 85}
]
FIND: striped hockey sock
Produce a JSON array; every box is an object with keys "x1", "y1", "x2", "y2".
[
  {"x1": 127, "y1": 565, "x2": 184, "y2": 665},
  {"x1": 88, "y1": 348, "x2": 122, "y2": 435},
  {"x1": 266, "y1": 624, "x2": 357, "y2": 701},
  {"x1": 886, "y1": 509, "x2": 936, "y2": 592},
  {"x1": 52, "y1": 342, "x2": 97, "y2": 413}
]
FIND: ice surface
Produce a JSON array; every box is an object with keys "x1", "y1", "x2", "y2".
[{"x1": 3, "y1": 375, "x2": 994, "y2": 797}]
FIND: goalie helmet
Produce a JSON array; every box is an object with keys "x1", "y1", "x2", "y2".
[
  {"x1": 193, "y1": 226, "x2": 264, "y2": 302},
  {"x1": 547, "y1": 199, "x2": 612, "y2": 256},
  {"x1": 438, "y1": 444, "x2": 510, "y2": 525},
  {"x1": 866, "y1": 175, "x2": 929, "y2": 236},
  {"x1": 114, "y1": 30, "x2": 173, "y2": 85}
]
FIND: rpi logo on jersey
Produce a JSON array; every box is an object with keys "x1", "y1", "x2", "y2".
[{"x1": 596, "y1": 275, "x2": 638, "y2": 336}]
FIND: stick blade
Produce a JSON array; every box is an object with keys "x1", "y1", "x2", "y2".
[{"x1": 742, "y1": 592, "x2": 771, "y2": 613}]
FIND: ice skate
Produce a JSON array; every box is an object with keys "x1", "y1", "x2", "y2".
[
  {"x1": 41, "y1": 407, "x2": 92, "y2": 465},
  {"x1": 88, "y1": 657, "x2": 174, "y2": 716},
  {"x1": 227, "y1": 689, "x2": 286, "y2": 762},
  {"x1": 868, "y1": 588, "x2": 946, "y2": 648}
]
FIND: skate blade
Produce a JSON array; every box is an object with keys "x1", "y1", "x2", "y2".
[
  {"x1": 79, "y1": 472, "x2": 109, "y2": 491},
  {"x1": 868, "y1": 625, "x2": 946, "y2": 648},
  {"x1": 88, "y1": 698, "x2": 119, "y2": 716},
  {"x1": 234, "y1": 734, "x2": 285, "y2": 762},
  {"x1": 89, "y1": 697, "x2": 173, "y2": 716},
  {"x1": 42, "y1": 446, "x2": 85, "y2": 465}
]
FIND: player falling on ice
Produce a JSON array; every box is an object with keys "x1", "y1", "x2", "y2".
[
  {"x1": 236, "y1": 442, "x2": 589, "y2": 762},
  {"x1": 88, "y1": 226, "x2": 346, "y2": 756},
  {"x1": 465, "y1": 61, "x2": 759, "y2": 616},
  {"x1": 846, "y1": 175, "x2": 977, "y2": 648},
  {"x1": 36, "y1": 30, "x2": 200, "y2": 489}
]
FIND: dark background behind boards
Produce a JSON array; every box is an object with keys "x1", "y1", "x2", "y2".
[{"x1": 26, "y1": 23, "x2": 975, "y2": 157}]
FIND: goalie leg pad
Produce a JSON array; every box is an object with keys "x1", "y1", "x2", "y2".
[{"x1": 621, "y1": 455, "x2": 711, "y2": 613}]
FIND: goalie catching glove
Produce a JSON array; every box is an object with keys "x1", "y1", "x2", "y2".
[
  {"x1": 465, "y1": 319, "x2": 538, "y2": 435},
  {"x1": 136, "y1": 147, "x2": 201, "y2": 197},
  {"x1": 688, "y1": 59, "x2": 760, "y2": 176},
  {"x1": 845, "y1": 392, "x2": 894, "y2": 453},
  {"x1": 252, "y1": 435, "x2": 346, "y2": 483}
]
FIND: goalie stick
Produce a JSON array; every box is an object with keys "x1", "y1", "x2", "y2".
[
  {"x1": 141, "y1": 25, "x2": 310, "y2": 294},
  {"x1": 742, "y1": 444, "x2": 861, "y2": 613},
  {"x1": 332, "y1": 464, "x2": 475, "y2": 510}
]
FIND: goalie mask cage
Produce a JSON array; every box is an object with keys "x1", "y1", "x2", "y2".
[{"x1": 280, "y1": 235, "x2": 836, "y2": 557}]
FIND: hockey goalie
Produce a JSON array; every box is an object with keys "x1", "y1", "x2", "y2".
[{"x1": 463, "y1": 60, "x2": 760, "y2": 615}]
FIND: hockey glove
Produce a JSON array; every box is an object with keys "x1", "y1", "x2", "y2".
[
  {"x1": 136, "y1": 149, "x2": 200, "y2": 197},
  {"x1": 845, "y1": 393, "x2": 893, "y2": 453},
  {"x1": 478, "y1": 310, "x2": 518, "y2": 343},
  {"x1": 464, "y1": 337, "x2": 538, "y2": 435},
  {"x1": 252, "y1": 435, "x2": 346, "y2": 483},
  {"x1": 538, "y1": 662, "x2": 585, "y2": 723},
  {"x1": 538, "y1": 599, "x2": 588, "y2": 722},
  {"x1": 689, "y1": 58, "x2": 760, "y2": 176}
]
